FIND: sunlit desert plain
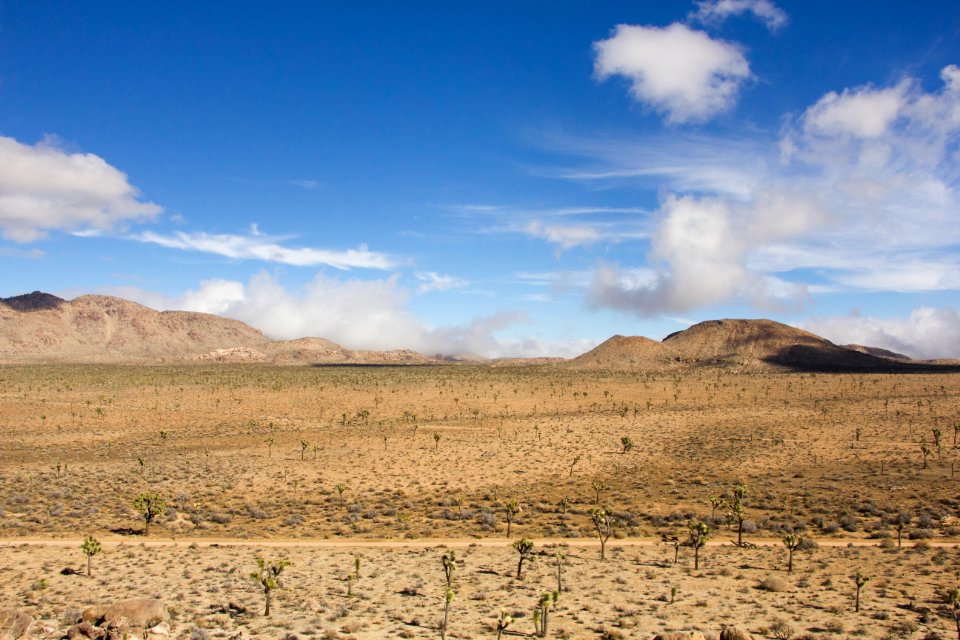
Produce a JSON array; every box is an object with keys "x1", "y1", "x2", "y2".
[{"x1": 1, "y1": 363, "x2": 959, "y2": 639}]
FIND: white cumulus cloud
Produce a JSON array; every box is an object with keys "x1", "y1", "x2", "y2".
[
  {"x1": 690, "y1": 0, "x2": 788, "y2": 31},
  {"x1": 132, "y1": 230, "x2": 394, "y2": 270},
  {"x1": 108, "y1": 272, "x2": 593, "y2": 359},
  {"x1": 803, "y1": 307, "x2": 960, "y2": 360},
  {"x1": 593, "y1": 23, "x2": 752, "y2": 124},
  {"x1": 0, "y1": 135, "x2": 161, "y2": 242}
]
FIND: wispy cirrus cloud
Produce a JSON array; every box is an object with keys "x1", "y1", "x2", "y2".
[
  {"x1": 0, "y1": 134, "x2": 161, "y2": 242},
  {"x1": 131, "y1": 229, "x2": 394, "y2": 270},
  {"x1": 416, "y1": 271, "x2": 469, "y2": 293}
]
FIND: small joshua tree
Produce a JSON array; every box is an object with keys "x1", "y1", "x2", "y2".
[
  {"x1": 569, "y1": 454, "x2": 581, "y2": 477},
  {"x1": 433, "y1": 432, "x2": 441, "y2": 450},
  {"x1": 441, "y1": 587, "x2": 454, "y2": 640},
  {"x1": 853, "y1": 571, "x2": 869, "y2": 612},
  {"x1": 513, "y1": 538, "x2": 534, "y2": 579},
  {"x1": 335, "y1": 483, "x2": 347, "y2": 504},
  {"x1": 590, "y1": 506, "x2": 617, "y2": 560},
  {"x1": 933, "y1": 427, "x2": 943, "y2": 456},
  {"x1": 496, "y1": 609, "x2": 514, "y2": 640},
  {"x1": 81, "y1": 535, "x2": 101, "y2": 577},
  {"x1": 265, "y1": 437, "x2": 275, "y2": 458},
  {"x1": 894, "y1": 510, "x2": 911, "y2": 548},
  {"x1": 620, "y1": 436, "x2": 634, "y2": 454},
  {"x1": 442, "y1": 550, "x2": 457, "y2": 587},
  {"x1": 250, "y1": 557, "x2": 289, "y2": 616},
  {"x1": 300, "y1": 439, "x2": 309, "y2": 461},
  {"x1": 709, "y1": 495, "x2": 726, "y2": 519},
  {"x1": 534, "y1": 591, "x2": 558, "y2": 637},
  {"x1": 687, "y1": 520, "x2": 710, "y2": 570},
  {"x1": 555, "y1": 551, "x2": 565, "y2": 593},
  {"x1": 921, "y1": 443, "x2": 932, "y2": 469},
  {"x1": 782, "y1": 532, "x2": 803, "y2": 573},
  {"x1": 728, "y1": 484, "x2": 748, "y2": 546},
  {"x1": 505, "y1": 500, "x2": 521, "y2": 538},
  {"x1": 661, "y1": 533, "x2": 681, "y2": 563},
  {"x1": 133, "y1": 492, "x2": 166, "y2": 536},
  {"x1": 591, "y1": 479, "x2": 608, "y2": 504}
]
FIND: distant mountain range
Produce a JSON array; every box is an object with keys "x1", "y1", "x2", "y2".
[{"x1": 2, "y1": 291, "x2": 957, "y2": 372}]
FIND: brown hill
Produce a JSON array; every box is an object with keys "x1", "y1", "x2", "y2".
[
  {"x1": 843, "y1": 344, "x2": 912, "y2": 361},
  {"x1": 0, "y1": 292, "x2": 270, "y2": 363},
  {"x1": 0, "y1": 291, "x2": 445, "y2": 365},
  {"x1": 570, "y1": 319, "x2": 959, "y2": 373}
]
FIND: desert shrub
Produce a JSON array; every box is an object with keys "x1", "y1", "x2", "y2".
[
  {"x1": 821, "y1": 521, "x2": 840, "y2": 534},
  {"x1": 758, "y1": 576, "x2": 789, "y2": 592},
  {"x1": 284, "y1": 514, "x2": 305, "y2": 527},
  {"x1": 839, "y1": 513, "x2": 859, "y2": 532}
]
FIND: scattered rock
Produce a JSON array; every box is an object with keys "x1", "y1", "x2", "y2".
[
  {"x1": 654, "y1": 633, "x2": 706, "y2": 640},
  {"x1": 720, "y1": 627, "x2": 753, "y2": 640},
  {"x1": 0, "y1": 609, "x2": 33, "y2": 640},
  {"x1": 82, "y1": 598, "x2": 169, "y2": 628},
  {"x1": 66, "y1": 621, "x2": 105, "y2": 640}
]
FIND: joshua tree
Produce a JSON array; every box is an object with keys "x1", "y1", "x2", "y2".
[
  {"x1": 513, "y1": 538, "x2": 534, "y2": 579},
  {"x1": 441, "y1": 587, "x2": 454, "y2": 640},
  {"x1": 709, "y1": 495, "x2": 726, "y2": 519},
  {"x1": 687, "y1": 520, "x2": 710, "y2": 570},
  {"x1": 853, "y1": 571, "x2": 869, "y2": 612},
  {"x1": 441, "y1": 550, "x2": 457, "y2": 588},
  {"x1": 265, "y1": 437, "x2": 275, "y2": 458},
  {"x1": 894, "y1": 510, "x2": 911, "y2": 548},
  {"x1": 620, "y1": 436, "x2": 634, "y2": 454},
  {"x1": 934, "y1": 427, "x2": 944, "y2": 456},
  {"x1": 496, "y1": 609, "x2": 514, "y2": 640},
  {"x1": 661, "y1": 533, "x2": 681, "y2": 563},
  {"x1": 569, "y1": 454, "x2": 581, "y2": 477},
  {"x1": 591, "y1": 479, "x2": 608, "y2": 504},
  {"x1": 133, "y1": 492, "x2": 166, "y2": 536},
  {"x1": 250, "y1": 557, "x2": 289, "y2": 616},
  {"x1": 534, "y1": 591, "x2": 558, "y2": 638},
  {"x1": 300, "y1": 439, "x2": 309, "y2": 461},
  {"x1": 953, "y1": 421, "x2": 960, "y2": 447},
  {"x1": 335, "y1": 483, "x2": 347, "y2": 504},
  {"x1": 354, "y1": 555, "x2": 362, "y2": 580},
  {"x1": 433, "y1": 432, "x2": 441, "y2": 450},
  {"x1": 728, "y1": 484, "x2": 748, "y2": 546},
  {"x1": 943, "y1": 587, "x2": 960, "y2": 640},
  {"x1": 505, "y1": 500, "x2": 521, "y2": 538},
  {"x1": 921, "y1": 443, "x2": 932, "y2": 469},
  {"x1": 590, "y1": 506, "x2": 617, "y2": 560},
  {"x1": 782, "y1": 533, "x2": 803, "y2": 573},
  {"x1": 555, "y1": 551, "x2": 565, "y2": 593},
  {"x1": 81, "y1": 535, "x2": 101, "y2": 577}
]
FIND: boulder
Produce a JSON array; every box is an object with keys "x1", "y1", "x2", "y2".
[
  {"x1": 66, "y1": 621, "x2": 105, "y2": 640},
  {"x1": 654, "y1": 634, "x2": 706, "y2": 640},
  {"x1": 82, "y1": 598, "x2": 169, "y2": 628},
  {"x1": 720, "y1": 627, "x2": 753, "y2": 640},
  {"x1": 0, "y1": 610, "x2": 33, "y2": 640}
]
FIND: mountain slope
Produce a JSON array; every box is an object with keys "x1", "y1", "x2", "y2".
[{"x1": 0, "y1": 292, "x2": 270, "y2": 363}]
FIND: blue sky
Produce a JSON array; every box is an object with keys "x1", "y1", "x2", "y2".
[{"x1": 1, "y1": 1, "x2": 959, "y2": 358}]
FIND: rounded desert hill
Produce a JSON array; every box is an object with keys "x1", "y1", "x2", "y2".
[
  {"x1": 568, "y1": 334, "x2": 668, "y2": 369},
  {"x1": 0, "y1": 292, "x2": 269, "y2": 363}
]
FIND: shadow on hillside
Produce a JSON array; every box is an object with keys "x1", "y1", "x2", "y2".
[
  {"x1": 765, "y1": 345, "x2": 960, "y2": 373},
  {"x1": 308, "y1": 363, "x2": 443, "y2": 369}
]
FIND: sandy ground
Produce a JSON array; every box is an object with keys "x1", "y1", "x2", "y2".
[{"x1": 0, "y1": 364, "x2": 958, "y2": 638}]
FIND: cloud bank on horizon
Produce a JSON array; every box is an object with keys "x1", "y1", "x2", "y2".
[{"x1": 0, "y1": 1, "x2": 957, "y2": 359}]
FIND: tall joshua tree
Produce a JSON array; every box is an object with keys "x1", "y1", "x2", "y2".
[
  {"x1": 133, "y1": 492, "x2": 166, "y2": 536},
  {"x1": 687, "y1": 520, "x2": 710, "y2": 570},
  {"x1": 81, "y1": 535, "x2": 101, "y2": 577},
  {"x1": 782, "y1": 533, "x2": 803, "y2": 574},
  {"x1": 250, "y1": 557, "x2": 289, "y2": 616},
  {"x1": 728, "y1": 484, "x2": 748, "y2": 546},
  {"x1": 513, "y1": 538, "x2": 534, "y2": 579},
  {"x1": 590, "y1": 506, "x2": 617, "y2": 560}
]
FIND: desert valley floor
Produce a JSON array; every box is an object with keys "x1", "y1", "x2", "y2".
[{"x1": 1, "y1": 364, "x2": 959, "y2": 639}]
